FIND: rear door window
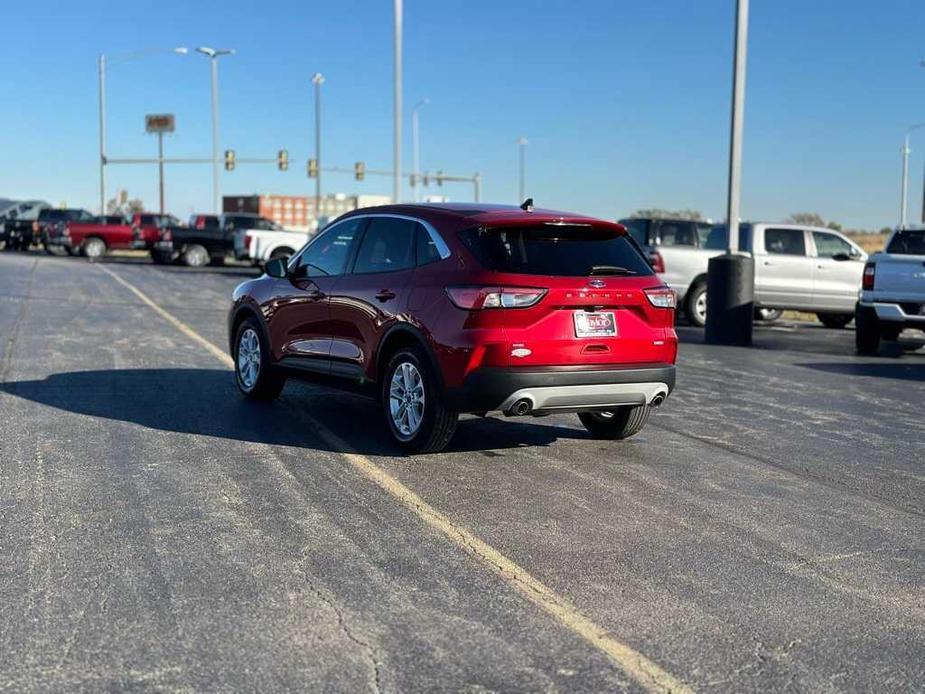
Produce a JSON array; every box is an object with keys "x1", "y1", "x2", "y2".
[
  {"x1": 764, "y1": 228, "x2": 807, "y2": 256},
  {"x1": 459, "y1": 224, "x2": 654, "y2": 277},
  {"x1": 353, "y1": 217, "x2": 416, "y2": 274},
  {"x1": 415, "y1": 224, "x2": 441, "y2": 266},
  {"x1": 886, "y1": 229, "x2": 925, "y2": 255}
]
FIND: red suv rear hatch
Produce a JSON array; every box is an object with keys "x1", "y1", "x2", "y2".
[{"x1": 455, "y1": 222, "x2": 677, "y2": 368}]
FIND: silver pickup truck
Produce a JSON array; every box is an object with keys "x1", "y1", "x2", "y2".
[
  {"x1": 855, "y1": 226, "x2": 925, "y2": 354},
  {"x1": 620, "y1": 218, "x2": 868, "y2": 328}
]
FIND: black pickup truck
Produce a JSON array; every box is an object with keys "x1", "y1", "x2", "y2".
[
  {"x1": 152, "y1": 213, "x2": 274, "y2": 267},
  {"x1": 1, "y1": 201, "x2": 49, "y2": 251}
]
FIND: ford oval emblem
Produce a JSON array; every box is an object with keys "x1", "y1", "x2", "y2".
[{"x1": 588, "y1": 279, "x2": 606, "y2": 288}]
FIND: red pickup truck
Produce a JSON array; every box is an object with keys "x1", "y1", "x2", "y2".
[{"x1": 50, "y1": 213, "x2": 179, "y2": 260}]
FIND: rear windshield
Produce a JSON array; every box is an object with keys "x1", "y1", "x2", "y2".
[
  {"x1": 887, "y1": 229, "x2": 925, "y2": 255},
  {"x1": 459, "y1": 225, "x2": 654, "y2": 277}
]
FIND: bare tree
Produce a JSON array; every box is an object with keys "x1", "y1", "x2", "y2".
[
  {"x1": 631, "y1": 208, "x2": 703, "y2": 220},
  {"x1": 785, "y1": 212, "x2": 826, "y2": 227}
]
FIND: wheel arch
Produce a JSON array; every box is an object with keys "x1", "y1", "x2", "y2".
[
  {"x1": 374, "y1": 323, "x2": 444, "y2": 390},
  {"x1": 228, "y1": 301, "x2": 269, "y2": 358}
]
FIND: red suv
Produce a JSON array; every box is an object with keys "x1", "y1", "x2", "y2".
[{"x1": 228, "y1": 203, "x2": 677, "y2": 452}]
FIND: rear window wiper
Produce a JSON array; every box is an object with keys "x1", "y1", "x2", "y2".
[{"x1": 588, "y1": 265, "x2": 636, "y2": 276}]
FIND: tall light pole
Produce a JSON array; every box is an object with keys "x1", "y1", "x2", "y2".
[
  {"x1": 517, "y1": 137, "x2": 528, "y2": 202},
  {"x1": 196, "y1": 47, "x2": 235, "y2": 215},
  {"x1": 900, "y1": 123, "x2": 925, "y2": 228},
  {"x1": 705, "y1": 0, "x2": 753, "y2": 347},
  {"x1": 412, "y1": 98, "x2": 429, "y2": 202},
  {"x1": 98, "y1": 47, "x2": 188, "y2": 214},
  {"x1": 311, "y1": 73, "x2": 325, "y2": 221},
  {"x1": 393, "y1": 0, "x2": 403, "y2": 204}
]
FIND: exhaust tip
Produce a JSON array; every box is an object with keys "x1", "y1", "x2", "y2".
[
  {"x1": 650, "y1": 393, "x2": 666, "y2": 408},
  {"x1": 506, "y1": 398, "x2": 533, "y2": 417}
]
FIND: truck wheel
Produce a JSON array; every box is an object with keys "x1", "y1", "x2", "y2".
[
  {"x1": 579, "y1": 405, "x2": 651, "y2": 440},
  {"x1": 382, "y1": 346, "x2": 458, "y2": 453},
  {"x1": 817, "y1": 312, "x2": 853, "y2": 329},
  {"x1": 685, "y1": 283, "x2": 707, "y2": 327},
  {"x1": 755, "y1": 308, "x2": 782, "y2": 323},
  {"x1": 881, "y1": 325, "x2": 903, "y2": 341},
  {"x1": 854, "y1": 304, "x2": 880, "y2": 355},
  {"x1": 270, "y1": 247, "x2": 294, "y2": 261},
  {"x1": 234, "y1": 318, "x2": 285, "y2": 400},
  {"x1": 183, "y1": 244, "x2": 209, "y2": 268},
  {"x1": 83, "y1": 237, "x2": 107, "y2": 261}
]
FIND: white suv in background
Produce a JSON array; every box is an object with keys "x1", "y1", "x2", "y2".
[{"x1": 232, "y1": 217, "x2": 311, "y2": 267}]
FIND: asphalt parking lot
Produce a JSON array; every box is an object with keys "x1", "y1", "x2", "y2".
[{"x1": 1, "y1": 251, "x2": 923, "y2": 692}]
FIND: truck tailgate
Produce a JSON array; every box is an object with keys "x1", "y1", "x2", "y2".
[{"x1": 874, "y1": 255, "x2": 925, "y2": 301}]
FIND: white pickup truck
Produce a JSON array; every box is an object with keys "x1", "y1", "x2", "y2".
[
  {"x1": 855, "y1": 226, "x2": 925, "y2": 354},
  {"x1": 233, "y1": 225, "x2": 312, "y2": 267},
  {"x1": 621, "y1": 217, "x2": 868, "y2": 328}
]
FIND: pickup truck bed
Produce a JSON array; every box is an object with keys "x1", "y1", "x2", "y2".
[{"x1": 856, "y1": 227, "x2": 925, "y2": 354}]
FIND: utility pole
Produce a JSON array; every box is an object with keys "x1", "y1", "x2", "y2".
[
  {"x1": 157, "y1": 131, "x2": 165, "y2": 214},
  {"x1": 393, "y1": 0, "x2": 403, "y2": 204},
  {"x1": 98, "y1": 55, "x2": 106, "y2": 215},
  {"x1": 312, "y1": 72, "x2": 325, "y2": 220},
  {"x1": 517, "y1": 136, "x2": 528, "y2": 202},
  {"x1": 196, "y1": 47, "x2": 235, "y2": 215},
  {"x1": 705, "y1": 0, "x2": 754, "y2": 347}
]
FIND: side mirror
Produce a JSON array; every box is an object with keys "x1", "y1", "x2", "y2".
[
  {"x1": 265, "y1": 257, "x2": 289, "y2": 279},
  {"x1": 831, "y1": 252, "x2": 851, "y2": 262}
]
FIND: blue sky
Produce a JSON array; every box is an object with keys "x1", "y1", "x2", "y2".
[{"x1": 2, "y1": 0, "x2": 924, "y2": 229}]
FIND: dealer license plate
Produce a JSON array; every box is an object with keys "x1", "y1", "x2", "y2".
[{"x1": 574, "y1": 311, "x2": 616, "y2": 338}]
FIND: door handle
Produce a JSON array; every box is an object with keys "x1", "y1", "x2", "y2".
[
  {"x1": 375, "y1": 289, "x2": 396, "y2": 302},
  {"x1": 763, "y1": 261, "x2": 773, "y2": 266}
]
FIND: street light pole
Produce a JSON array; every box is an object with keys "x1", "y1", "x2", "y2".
[
  {"x1": 704, "y1": 0, "x2": 754, "y2": 347},
  {"x1": 196, "y1": 47, "x2": 235, "y2": 215},
  {"x1": 900, "y1": 123, "x2": 925, "y2": 229},
  {"x1": 394, "y1": 0, "x2": 403, "y2": 204},
  {"x1": 412, "y1": 98, "x2": 429, "y2": 202},
  {"x1": 98, "y1": 55, "x2": 106, "y2": 215},
  {"x1": 312, "y1": 73, "x2": 325, "y2": 220},
  {"x1": 517, "y1": 137, "x2": 528, "y2": 202}
]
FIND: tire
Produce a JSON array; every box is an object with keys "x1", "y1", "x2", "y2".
[
  {"x1": 854, "y1": 304, "x2": 880, "y2": 355},
  {"x1": 817, "y1": 312, "x2": 853, "y2": 329},
  {"x1": 684, "y1": 283, "x2": 707, "y2": 327},
  {"x1": 755, "y1": 308, "x2": 782, "y2": 323},
  {"x1": 233, "y1": 318, "x2": 285, "y2": 400},
  {"x1": 82, "y1": 237, "x2": 107, "y2": 261},
  {"x1": 183, "y1": 244, "x2": 209, "y2": 268},
  {"x1": 578, "y1": 405, "x2": 651, "y2": 440},
  {"x1": 881, "y1": 325, "x2": 903, "y2": 342},
  {"x1": 150, "y1": 250, "x2": 172, "y2": 265},
  {"x1": 382, "y1": 346, "x2": 458, "y2": 453},
  {"x1": 270, "y1": 248, "x2": 294, "y2": 261}
]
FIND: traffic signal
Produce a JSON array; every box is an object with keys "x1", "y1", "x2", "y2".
[
  {"x1": 277, "y1": 149, "x2": 289, "y2": 171},
  {"x1": 423, "y1": 174, "x2": 430, "y2": 187},
  {"x1": 436, "y1": 171, "x2": 445, "y2": 187},
  {"x1": 224, "y1": 149, "x2": 235, "y2": 172},
  {"x1": 307, "y1": 158, "x2": 318, "y2": 178},
  {"x1": 354, "y1": 161, "x2": 365, "y2": 181}
]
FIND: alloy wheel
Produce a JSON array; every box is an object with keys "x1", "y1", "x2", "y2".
[
  {"x1": 237, "y1": 328, "x2": 261, "y2": 390},
  {"x1": 389, "y1": 362, "x2": 425, "y2": 438}
]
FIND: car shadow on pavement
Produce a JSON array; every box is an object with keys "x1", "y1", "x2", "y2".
[
  {"x1": 0, "y1": 368, "x2": 587, "y2": 457},
  {"x1": 796, "y1": 362, "x2": 925, "y2": 382}
]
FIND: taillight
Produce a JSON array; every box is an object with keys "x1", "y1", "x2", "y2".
[
  {"x1": 862, "y1": 262, "x2": 875, "y2": 290},
  {"x1": 244, "y1": 233, "x2": 254, "y2": 248},
  {"x1": 644, "y1": 286, "x2": 677, "y2": 309},
  {"x1": 649, "y1": 250, "x2": 665, "y2": 273},
  {"x1": 445, "y1": 286, "x2": 547, "y2": 310}
]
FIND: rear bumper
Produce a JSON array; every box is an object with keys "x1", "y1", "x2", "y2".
[
  {"x1": 858, "y1": 299, "x2": 925, "y2": 325},
  {"x1": 444, "y1": 363, "x2": 676, "y2": 413}
]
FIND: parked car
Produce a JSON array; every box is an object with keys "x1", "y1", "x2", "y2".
[
  {"x1": 34, "y1": 208, "x2": 94, "y2": 253},
  {"x1": 49, "y1": 212, "x2": 178, "y2": 259},
  {"x1": 229, "y1": 203, "x2": 678, "y2": 453},
  {"x1": 155, "y1": 213, "x2": 280, "y2": 267},
  {"x1": 855, "y1": 226, "x2": 925, "y2": 353},
  {"x1": 0, "y1": 200, "x2": 48, "y2": 250},
  {"x1": 621, "y1": 217, "x2": 868, "y2": 328}
]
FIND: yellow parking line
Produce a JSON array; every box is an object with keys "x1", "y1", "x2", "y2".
[{"x1": 97, "y1": 263, "x2": 692, "y2": 694}]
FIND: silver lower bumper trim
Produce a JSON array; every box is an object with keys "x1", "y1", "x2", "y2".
[{"x1": 497, "y1": 381, "x2": 670, "y2": 413}]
